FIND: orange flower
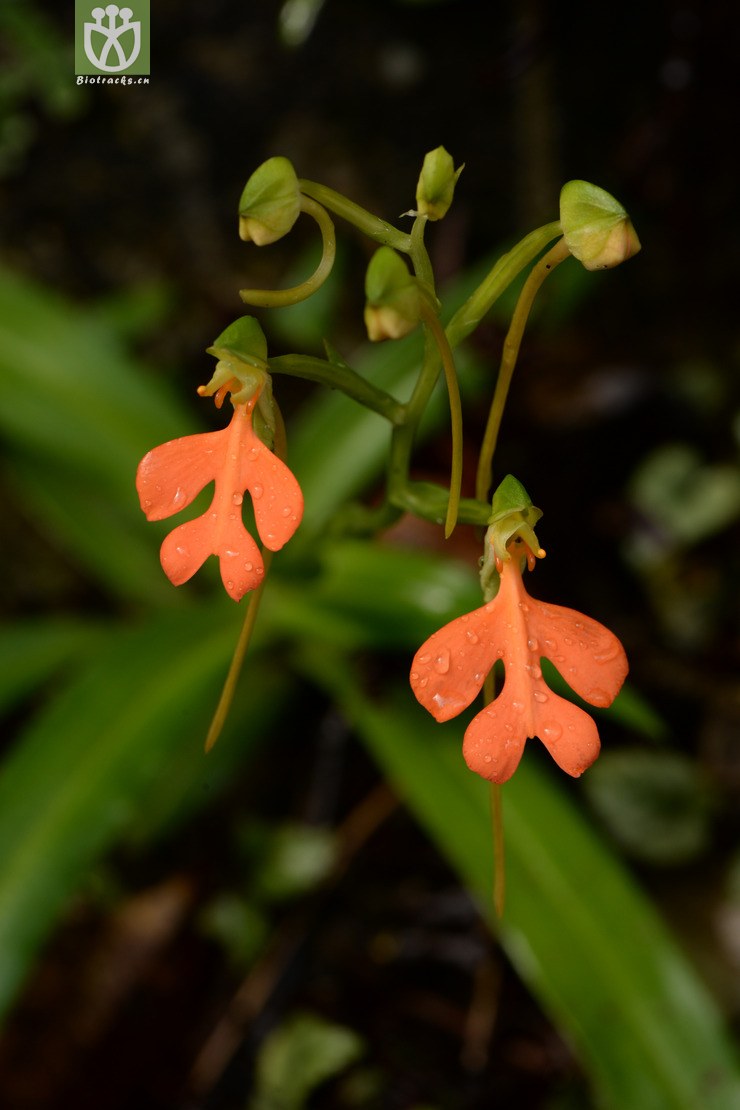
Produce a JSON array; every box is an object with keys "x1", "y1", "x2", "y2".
[
  {"x1": 410, "y1": 545, "x2": 628, "y2": 783},
  {"x1": 136, "y1": 393, "x2": 303, "y2": 601}
]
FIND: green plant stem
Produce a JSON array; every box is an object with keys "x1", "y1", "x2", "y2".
[
  {"x1": 446, "y1": 220, "x2": 562, "y2": 346},
  {"x1": 475, "y1": 236, "x2": 570, "y2": 502},
  {"x1": 269, "y1": 354, "x2": 405, "y2": 424},
  {"x1": 239, "y1": 195, "x2": 336, "y2": 307},
  {"x1": 418, "y1": 300, "x2": 463, "y2": 538},
  {"x1": 299, "y1": 179, "x2": 412, "y2": 252}
]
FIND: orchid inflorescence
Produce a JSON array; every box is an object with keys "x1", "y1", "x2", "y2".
[{"x1": 136, "y1": 148, "x2": 638, "y2": 789}]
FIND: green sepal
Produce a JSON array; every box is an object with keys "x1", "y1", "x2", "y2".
[
  {"x1": 415, "y1": 146, "x2": 464, "y2": 221},
  {"x1": 363, "y1": 246, "x2": 422, "y2": 341},
  {"x1": 238, "y1": 156, "x2": 301, "y2": 246},
  {"x1": 203, "y1": 316, "x2": 270, "y2": 406},
  {"x1": 481, "y1": 475, "x2": 544, "y2": 595},
  {"x1": 559, "y1": 180, "x2": 641, "y2": 270}
]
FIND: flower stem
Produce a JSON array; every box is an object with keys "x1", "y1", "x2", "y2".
[
  {"x1": 299, "y1": 178, "x2": 412, "y2": 252},
  {"x1": 239, "y1": 195, "x2": 336, "y2": 307},
  {"x1": 269, "y1": 354, "x2": 405, "y2": 424},
  {"x1": 475, "y1": 237, "x2": 570, "y2": 503},
  {"x1": 418, "y1": 298, "x2": 463, "y2": 538},
  {"x1": 446, "y1": 220, "x2": 562, "y2": 347}
]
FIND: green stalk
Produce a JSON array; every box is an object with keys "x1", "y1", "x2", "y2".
[
  {"x1": 475, "y1": 237, "x2": 570, "y2": 502},
  {"x1": 446, "y1": 220, "x2": 562, "y2": 346},
  {"x1": 268, "y1": 354, "x2": 405, "y2": 424},
  {"x1": 299, "y1": 179, "x2": 412, "y2": 252},
  {"x1": 239, "y1": 195, "x2": 336, "y2": 307}
]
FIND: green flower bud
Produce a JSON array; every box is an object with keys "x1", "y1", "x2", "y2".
[
  {"x1": 415, "y1": 146, "x2": 464, "y2": 221},
  {"x1": 559, "y1": 180, "x2": 641, "y2": 270},
  {"x1": 363, "y1": 246, "x2": 422, "y2": 341},
  {"x1": 238, "y1": 156, "x2": 301, "y2": 245}
]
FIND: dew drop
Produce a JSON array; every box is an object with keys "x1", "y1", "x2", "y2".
[
  {"x1": 172, "y1": 487, "x2": 186, "y2": 506},
  {"x1": 143, "y1": 498, "x2": 152, "y2": 509},
  {"x1": 281, "y1": 506, "x2": 292, "y2": 517},
  {"x1": 527, "y1": 663, "x2": 542, "y2": 679},
  {"x1": 555, "y1": 654, "x2": 566, "y2": 663},
  {"x1": 511, "y1": 700, "x2": 524, "y2": 712},
  {"x1": 252, "y1": 484, "x2": 264, "y2": 499},
  {"x1": 226, "y1": 579, "x2": 234, "y2": 590},
  {"x1": 434, "y1": 650, "x2": 451, "y2": 675},
  {"x1": 232, "y1": 492, "x2": 243, "y2": 506},
  {"x1": 563, "y1": 635, "x2": 574, "y2": 645},
  {"x1": 418, "y1": 653, "x2": 431, "y2": 664},
  {"x1": 593, "y1": 643, "x2": 621, "y2": 663},
  {"x1": 410, "y1": 671, "x2": 419, "y2": 682},
  {"x1": 465, "y1": 630, "x2": 479, "y2": 644},
  {"x1": 419, "y1": 677, "x2": 428, "y2": 688},
  {"x1": 543, "y1": 638, "x2": 556, "y2": 650},
  {"x1": 542, "y1": 721, "x2": 562, "y2": 741},
  {"x1": 533, "y1": 690, "x2": 548, "y2": 703},
  {"x1": 244, "y1": 561, "x2": 253, "y2": 572},
  {"x1": 527, "y1": 638, "x2": 539, "y2": 652},
  {"x1": 587, "y1": 687, "x2": 611, "y2": 708},
  {"x1": 175, "y1": 545, "x2": 188, "y2": 556},
  {"x1": 483, "y1": 754, "x2": 492, "y2": 763}
]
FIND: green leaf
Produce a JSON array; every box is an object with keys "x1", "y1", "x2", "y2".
[
  {"x1": 312, "y1": 660, "x2": 740, "y2": 1110},
  {"x1": 0, "y1": 267, "x2": 197, "y2": 603},
  {"x1": 251, "y1": 1011, "x2": 364, "y2": 1110},
  {"x1": 0, "y1": 606, "x2": 267, "y2": 1018}
]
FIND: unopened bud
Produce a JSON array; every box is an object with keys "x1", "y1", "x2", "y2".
[
  {"x1": 415, "y1": 146, "x2": 464, "y2": 221},
  {"x1": 559, "y1": 180, "x2": 641, "y2": 270},
  {"x1": 238, "y1": 156, "x2": 301, "y2": 246},
  {"x1": 364, "y1": 247, "x2": 422, "y2": 341}
]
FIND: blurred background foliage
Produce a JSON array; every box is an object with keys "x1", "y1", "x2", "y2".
[{"x1": 0, "y1": 0, "x2": 739, "y2": 1107}]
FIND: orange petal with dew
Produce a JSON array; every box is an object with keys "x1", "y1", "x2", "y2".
[
  {"x1": 527, "y1": 598, "x2": 628, "y2": 708},
  {"x1": 410, "y1": 601, "x2": 503, "y2": 722},
  {"x1": 238, "y1": 434, "x2": 304, "y2": 551},
  {"x1": 136, "y1": 429, "x2": 225, "y2": 521},
  {"x1": 160, "y1": 508, "x2": 264, "y2": 601}
]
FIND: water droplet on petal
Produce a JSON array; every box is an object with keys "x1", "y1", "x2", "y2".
[
  {"x1": 175, "y1": 545, "x2": 188, "y2": 556},
  {"x1": 466, "y1": 630, "x2": 479, "y2": 644},
  {"x1": 419, "y1": 677, "x2": 428, "y2": 688},
  {"x1": 483, "y1": 754, "x2": 492, "y2": 763},
  {"x1": 587, "y1": 687, "x2": 611, "y2": 707},
  {"x1": 527, "y1": 663, "x2": 542, "y2": 679},
  {"x1": 542, "y1": 721, "x2": 562, "y2": 741},
  {"x1": 527, "y1": 638, "x2": 539, "y2": 652},
  {"x1": 244, "y1": 562, "x2": 253, "y2": 572},
  {"x1": 281, "y1": 506, "x2": 292, "y2": 517},
  {"x1": 232, "y1": 492, "x2": 243, "y2": 506},
  {"x1": 511, "y1": 700, "x2": 524, "y2": 712},
  {"x1": 172, "y1": 487, "x2": 186, "y2": 506},
  {"x1": 593, "y1": 643, "x2": 621, "y2": 663},
  {"x1": 563, "y1": 636, "x2": 574, "y2": 645},
  {"x1": 434, "y1": 650, "x2": 450, "y2": 675},
  {"x1": 418, "y1": 653, "x2": 431, "y2": 664},
  {"x1": 226, "y1": 579, "x2": 234, "y2": 590},
  {"x1": 543, "y1": 638, "x2": 557, "y2": 650},
  {"x1": 252, "y1": 484, "x2": 264, "y2": 499},
  {"x1": 533, "y1": 690, "x2": 548, "y2": 703}
]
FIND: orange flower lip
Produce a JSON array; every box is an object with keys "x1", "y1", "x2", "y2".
[
  {"x1": 410, "y1": 556, "x2": 628, "y2": 783},
  {"x1": 136, "y1": 399, "x2": 303, "y2": 601}
]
